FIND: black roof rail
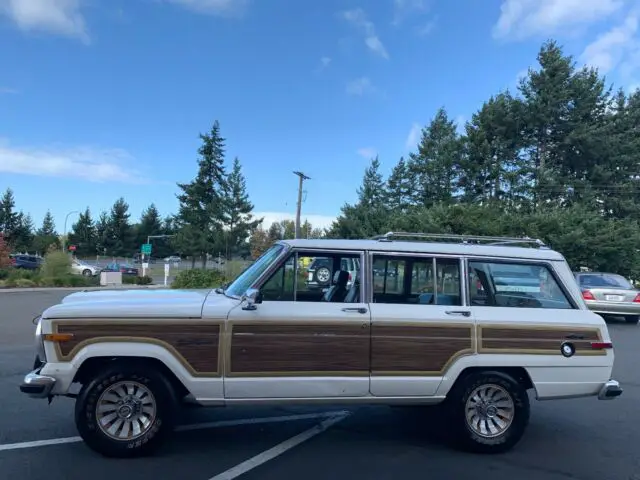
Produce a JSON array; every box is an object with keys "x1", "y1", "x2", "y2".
[{"x1": 369, "y1": 231, "x2": 548, "y2": 248}]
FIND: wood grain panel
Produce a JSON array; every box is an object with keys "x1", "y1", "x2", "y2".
[
  {"x1": 371, "y1": 324, "x2": 473, "y2": 375},
  {"x1": 479, "y1": 325, "x2": 603, "y2": 355},
  {"x1": 54, "y1": 322, "x2": 222, "y2": 375},
  {"x1": 229, "y1": 323, "x2": 369, "y2": 376}
]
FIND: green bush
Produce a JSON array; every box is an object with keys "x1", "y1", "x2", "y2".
[
  {"x1": 41, "y1": 251, "x2": 71, "y2": 278},
  {"x1": 172, "y1": 269, "x2": 227, "y2": 289},
  {"x1": 37, "y1": 275, "x2": 99, "y2": 288},
  {"x1": 12, "y1": 278, "x2": 36, "y2": 288},
  {"x1": 0, "y1": 269, "x2": 10, "y2": 280},
  {"x1": 122, "y1": 275, "x2": 153, "y2": 285},
  {"x1": 7, "y1": 269, "x2": 39, "y2": 281}
]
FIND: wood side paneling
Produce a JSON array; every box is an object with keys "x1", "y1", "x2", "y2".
[
  {"x1": 54, "y1": 322, "x2": 222, "y2": 375},
  {"x1": 479, "y1": 325, "x2": 603, "y2": 355},
  {"x1": 371, "y1": 324, "x2": 474, "y2": 375},
  {"x1": 228, "y1": 323, "x2": 369, "y2": 376}
]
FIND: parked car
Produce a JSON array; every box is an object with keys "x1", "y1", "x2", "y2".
[
  {"x1": 575, "y1": 271, "x2": 640, "y2": 324},
  {"x1": 11, "y1": 254, "x2": 43, "y2": 270},
  {"x1": 21, "y1": 232, "x2": 621, "y2": 459},
  {"x1": 164, "y1": 255, "x2": 181, "y2": 263},
  {"x1": 70, "y1": 259, "x2": 101, "y2": 277},
  {"x1": 306, "y1": 256, "x2": 359, "y2": 290},
  {"x1": 101, "y1": 262, "x2": 139, "y2": 276}
]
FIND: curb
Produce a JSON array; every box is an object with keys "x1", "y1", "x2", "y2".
[{"x1": 0, "y1": 285, "x2": 169, "y2": 294}]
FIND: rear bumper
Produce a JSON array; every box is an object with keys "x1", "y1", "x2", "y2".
[
  {"x1": 585, "y1": 301, "x2": 640, "y2": 316},
  {"x1": 598, "y1": 379, "x2": 623, "y2": 400},
  {"x1": 19, "y1": 369, "x2": 56, "y2": 399}
]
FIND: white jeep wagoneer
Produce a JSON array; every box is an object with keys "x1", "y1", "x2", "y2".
[{"x1": 20, "y1": 232, "x2": 622, "y2": 458}]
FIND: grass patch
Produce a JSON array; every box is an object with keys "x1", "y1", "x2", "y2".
[
  {"x1": 172, "y1": 269, "x2": 227, "y2": 289},
  {"x1": 123, "y1": 275, "x2": 153, "y2": 285}
]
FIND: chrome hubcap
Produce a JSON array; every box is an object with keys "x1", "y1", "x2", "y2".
[
  {"x1": 465, "y1": 384, "x2": 515, "y2": 438},
  {"x1": 96, "y1": 381, "x2": 157, "y2": 440},
  {"x1": 317, "y1": 269, "x2": 330, "y2": 282}
]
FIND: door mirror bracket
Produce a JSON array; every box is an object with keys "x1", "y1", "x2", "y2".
[{"x1": 241, "y1": 288, "x2": 262, "y2": 311}]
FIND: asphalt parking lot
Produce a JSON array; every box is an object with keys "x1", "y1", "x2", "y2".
[{"x1": 1, "y1": 290, "x2": 639, "y2": 480}]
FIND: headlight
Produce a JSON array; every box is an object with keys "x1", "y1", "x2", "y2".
[{"x1": 34, "y1": 316, "x2": 46, "y2": 363}]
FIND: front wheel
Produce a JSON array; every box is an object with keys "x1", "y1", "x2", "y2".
[
  {"x1": 82, "y1": 269, "x2": 92, "y2": 277},
  {"x1": 446, "y1": 371, "x2": 530, "y2": 454},
  {"x1": 75, "y1": 363, "x2": 178, "y2": 458}
]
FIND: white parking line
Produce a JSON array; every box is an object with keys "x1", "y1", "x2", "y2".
[
  {"x1": 0, "y1": 410, "x2": 350, "y2": 453},
  {"x1": 209, "y1": 413, "x2": 349, "y2": 480}
]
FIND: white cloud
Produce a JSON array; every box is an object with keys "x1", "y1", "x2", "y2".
[
  {"x1": 357, "y1": 147, "x2": 377, "y2": 159},
  {"x1": 0, "y1": 0, "x2": 89, "y2": 42},
  {"x1": 320, "y1": 56, "x2": 331, "y2": 69},
  {"x1": 164, "y1": 0, "x2": 247, "y2": 16},
  {"x1": 346, "y1": 77, "x2": 376, "y2": 96},
  {"x1": 405, "y1": 123, "x2": 421, "y2": 150},
  {"x1": 0, "y1": 139, "x2": 145, "y2": 183},
  {"x1": 0, "y1": 86, "x2": 18, "y2": 94},
  {"x1": 341, "y1": 8, "x2": 389, "y2": 59},
  {"x1": 580, "y1": 14, "x2": 638, "y2": 74},
  {"x1": 393, "y1": 0, "x2": 428, "y2": 26},
  {"x1": 416, "y1": 18, "x2": 437, "y2": 36},
  {"x1": 254, "y1": 211, "x2": 336, "y2": 231},
  {"x1": 492, "y1": 0, "x2": 626, "y2": 40}
]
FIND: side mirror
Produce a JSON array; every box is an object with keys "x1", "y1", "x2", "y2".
[{"x1": 241, "y1": 288, "x2": 262, "y2": 311}]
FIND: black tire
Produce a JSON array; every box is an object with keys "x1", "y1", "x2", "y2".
[
  {"x1": 82, "y1": 269, "x2": 92, "y2": 277},
  {"x1": 625, "y1": 315, "x2": 640, "y2": 324},
  {"x1": 74, "y1": 362, "x2": 178, "y2": 458},
  {"x1": 446, "y1": 370, "x2": 530, "y2": 454}
]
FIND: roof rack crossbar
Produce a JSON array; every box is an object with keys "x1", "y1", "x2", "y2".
[{"x1": 369, "y1": 231, "x2": 547, "y2": 248}]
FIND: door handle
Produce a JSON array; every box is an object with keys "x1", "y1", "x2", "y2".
[
  {"x1": 342, "y1": 307, "x2": 368, "y2": 314},
  {"x1": 445, "y1": 310, "x2": 471, "y2": 317}
]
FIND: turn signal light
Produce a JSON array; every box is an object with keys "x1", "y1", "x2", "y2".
[
  {"x1": 43, "y1": 333, "x2": 75, "y2": 342},
  {"x1": 591, "y1": 342, "x2": 613, "y2": 350}
]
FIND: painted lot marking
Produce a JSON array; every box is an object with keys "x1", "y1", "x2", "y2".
[
  {"x1": 209, "y1": 413, "x2": 349, "y2": 480},
  {"x1": 0, "y1": 410, "x2": 350, "y2": 453}
]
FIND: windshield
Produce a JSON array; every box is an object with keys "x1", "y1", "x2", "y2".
[
  {"x1": 579, "y1": 273, "x2": 633, "y2": 290},
  {"x1": 225, "y1": 244, "x2": 285, "y2": 298}
]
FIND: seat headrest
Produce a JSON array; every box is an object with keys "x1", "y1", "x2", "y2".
[{"x1": 333, "y1": 270, "x2": 350, "y2": 285}]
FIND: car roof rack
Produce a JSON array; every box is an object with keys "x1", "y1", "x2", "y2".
[{"x1": 369, "y1": 231, "x2": 548, "y2": 248}]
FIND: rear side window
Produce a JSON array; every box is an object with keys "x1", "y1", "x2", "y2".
[
  {"x1": 468, "y1": 261, "x2": 573, "y2": 309},
  {"x1": 578, "y1": 273, "x2": 633, "y2": 290}
]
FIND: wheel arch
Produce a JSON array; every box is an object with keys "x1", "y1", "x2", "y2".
[{"x1": 445, "y1": 366, "x2": 535, "y2": 398}]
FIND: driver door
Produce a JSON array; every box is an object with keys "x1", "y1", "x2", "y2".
[{"x1": 224, "y1": 249, "x2": 370, "y2": 399}]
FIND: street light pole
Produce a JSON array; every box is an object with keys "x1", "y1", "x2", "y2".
[
  {"x1": 293, "y1": 171, "x2": 310, "y2": 239},
  {"x1": 62, "y1": 210, "x2": 80, "y2": 253}
]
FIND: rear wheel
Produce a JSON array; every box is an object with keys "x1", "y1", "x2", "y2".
[
  {"x1": 82, "y1": 269, "x2": 92, "y2": 276},
  {"x1": 446, "y1": 370, "x2": 530, "y2": 454},
  {"x1": 75, "y1": 362, "x2": 178, "y2": 458},
  {"x1": 624, "y1": 315, "x2": 639, "y2": 324}
]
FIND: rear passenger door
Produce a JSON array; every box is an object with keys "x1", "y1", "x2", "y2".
[{"x1": 368, "y1": 253, "x2": 475, "y2": 397}]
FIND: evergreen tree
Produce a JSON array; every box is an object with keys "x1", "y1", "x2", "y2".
[
  {"x1": 407, "y1": 108, "x2": 461, "y2": 206},
  {"x1": 12, "y1": 213, "x2": 34, "y2": 252},
  {"x1": 136, "y1": 203, "x2": 163, "y2": 247},
  {"x1": 174, "y1": 120, "x2": 228, "y2": 267},
  {"x1": 267, "y1": 222, "x2": 282, "y2": 242},
  {"x1": 38, "y1": 211, "x2": 56, "y2": 236},
  {"x1": 357, "y1": 156, "x2": 386, "y2": 208},
  {"x1": 107, "y1": 198, "x2": 134, "y2": 256},
  {"x1": 33, "y1": 210, "x2": 59, "y2": 253},
  {"x1": 68, "y1": 207, "x2": 96, "y2": 256},
  {"x1": 386, "y1": 157, "x2": 414, "y2": 212},
  {"x1": 223, "y1": 157, "x2": 262, "y2": 258},
  {"x1": 0, "y1": 188, "x2": 19, "y2": 244}
]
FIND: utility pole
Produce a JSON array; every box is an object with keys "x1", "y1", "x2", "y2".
[{"x1": 293, "y1": 171, "x2": 310, "y2": 239}]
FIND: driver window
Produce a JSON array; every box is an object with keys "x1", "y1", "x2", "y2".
[{"x1": 260, "y1": 251, "x2": 362, "y2": 303}]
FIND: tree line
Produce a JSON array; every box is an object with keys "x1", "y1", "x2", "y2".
[
  {"x1": 326, "y1": 40, "x2": 640, "y2": 278},
  {"x1": 0, "y1": 120, "x2": 325, "y2": 262}
]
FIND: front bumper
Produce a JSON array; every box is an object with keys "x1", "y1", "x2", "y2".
[
  {"x1": 598, "y1": 379, "x2": 623, "y2": 400},
  {"x1": 20, "y1": 368, "x2": 56, "y2": 399}
]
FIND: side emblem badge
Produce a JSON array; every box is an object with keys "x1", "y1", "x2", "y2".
[{"x1": 561, "y1": 341, "x2": 575, "y2": 358}]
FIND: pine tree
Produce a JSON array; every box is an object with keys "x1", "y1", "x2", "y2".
[
  {"x1": 175, "y1": 120, "x2": 228, "y2": 267},
  {"x1": 407, "y1": 108, "x2": 461, "y2": 206},
  {"x1": 0, "y1": 188, "x2": 19, "y2": 244},
  {"x1": 223, "y1": 157, "x2": 262, "y2": 258},
  {"x1": 38, "y1": 211, "x2": 57, "y2": 236},
  {"x1": 68, "y1": 207, "x2": 96, "y2": 256},
  {"x1": 12, "y1": 213, "x2": 34, "y2": 252},
  {"x1": 94, "y1": 211, "x2": 109, "y2": 256},
  {"x1": 137, "y1": 204, "x2": 163, "y2": 245},
  {"x1": 107, "y1": 198, "x2": 134, "y2": 256},
  {"x1": 33, "y1": 210, "x2": 59, "y2": 253},
  {"x1": 386, "y1": 157, "x2": 414, "y2": 212}
]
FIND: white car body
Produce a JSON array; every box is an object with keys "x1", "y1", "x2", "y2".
[
  {"x1": 70, "y1": 260, "x2": 101, "y2": 277},
  {"x1": 21, "y1": 233, "x2": 622, "y2": 457}
]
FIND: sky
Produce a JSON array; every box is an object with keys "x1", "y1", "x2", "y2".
[{"x1": 1, "y1": 0, "x2": 639, "y2": 234}]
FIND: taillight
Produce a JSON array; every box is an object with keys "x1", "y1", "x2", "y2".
[
  {"x1": 348, "y1": 273, "x2": 352, "y2": 281},
  {"x1": 591, "y1": 341, "x2": 613, "y2": 350},
  {"x1": 633, "y1": 293, "x2": 640, "y2": 303},
  {"x1": 582, "y1": 290, "x2": 596, "y2": 301}
]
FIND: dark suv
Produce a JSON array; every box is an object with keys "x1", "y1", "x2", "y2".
[{"x1": 11, "y1": 254, "x2": 43, "y2": 270}]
